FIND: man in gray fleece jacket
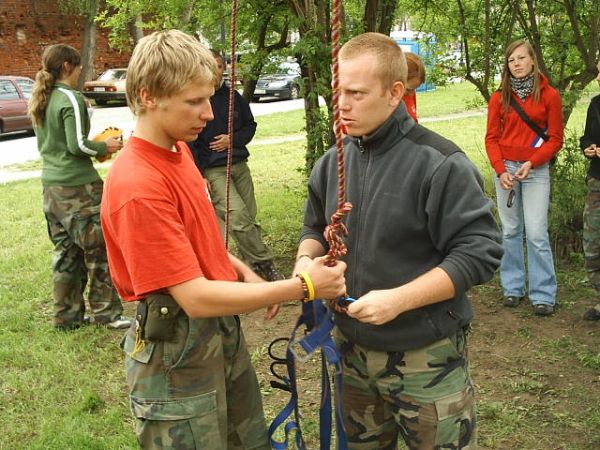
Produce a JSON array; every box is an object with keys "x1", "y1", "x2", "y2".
[{"x1": 293, "y1": 33, "x2": 502, "y2": 449}]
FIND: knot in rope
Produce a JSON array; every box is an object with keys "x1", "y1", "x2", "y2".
[{"x1": 324, "y1": 202, "x2": 352, "y2": 266}]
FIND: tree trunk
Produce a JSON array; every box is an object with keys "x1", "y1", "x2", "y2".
[
  {"x1": 179, "y1": 0, "x2": 195, "y2": 26},
  {"x1": 363, "y1": 0, "x2": 378, "y2": 32},
  {"x1": 377, "y1": 0, "x2": 397, "y2": 35},
  {"x1": 128, "y1": 16, "x2": 144, "y2": 44},
  {"x1": 241, "y1": 14, "x2": 289, "y2": 103},
  {"x1": 287, "y1": 0, "x2": 334, "y2": 173},
  {"x1": 363, "y1": 0, "x2": 397, "y2": 34},
  {"x1": 302, "y1": 61, "x2": 326, "y2": 172},
  {"x1": 78, "y1": 0, "x2": 99, "y2": 89}
]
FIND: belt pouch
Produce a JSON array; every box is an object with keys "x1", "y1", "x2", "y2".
[{"x1": 144, "y1": 293, "x2": 182, "y2": 342}]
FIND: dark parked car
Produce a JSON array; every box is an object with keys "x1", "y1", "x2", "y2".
[
  {"x1": 253, "y1": 63, "x2": 301, "y2": 102},
  {"x1": 0, "y1": 75, "x2": 34, "y2": 135},
  {"x1": 82, "y1": 68, "x2": 127, "y2": 106}
]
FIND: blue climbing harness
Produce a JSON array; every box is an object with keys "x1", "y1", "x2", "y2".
[{"x1": 268, "y1": 297, "x2": 353, "y2": 449}]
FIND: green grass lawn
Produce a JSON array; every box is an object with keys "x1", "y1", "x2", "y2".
[{"x1": 1, "y1": 81, "x2": 599, "y2": 448}]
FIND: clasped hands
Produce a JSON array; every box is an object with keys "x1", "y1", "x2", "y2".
[
  {"x1": 583, "y1": 144, "x2": 599, "y2": 158},
  {"x1": 499, "y1": 160, "x2": 532, "y2": 190},
  {"x1": 209, "y1": 134, "x2": 230, "y2": 152}
]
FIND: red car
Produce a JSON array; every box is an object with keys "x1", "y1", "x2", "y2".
[{"x1": 0, "y1": 75, "x2": 34, "y2": 135}]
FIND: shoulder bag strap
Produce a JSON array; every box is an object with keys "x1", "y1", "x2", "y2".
[{"x1": 509, "y1": 96, "x2": 549, "y2": 141}]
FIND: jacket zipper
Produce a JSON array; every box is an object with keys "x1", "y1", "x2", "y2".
[{"x1": 350, "y1": 140, "x2": 371, "y2": 340}]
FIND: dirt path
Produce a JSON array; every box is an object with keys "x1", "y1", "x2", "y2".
[{"x1": 241, "y1": 281, "x2": 600, "y2": 449}]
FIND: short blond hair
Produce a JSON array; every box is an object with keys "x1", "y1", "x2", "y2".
[
  {"x1": 339, "y1": 32, "x2": 407, "y2": 90},
  {"x1": 126, "y1": 29, "x2": 217, "y2": 115}
]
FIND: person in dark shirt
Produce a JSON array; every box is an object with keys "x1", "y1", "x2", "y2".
[
  {"x1": 188, "y1": 50, "x2": 283, "y2": 281},
  {"x1": 293, "y1": 32, "x2": 502, "y2": 449},
  {"x1": 581, "y1": 60, "x2": 600, "y2": 321}
]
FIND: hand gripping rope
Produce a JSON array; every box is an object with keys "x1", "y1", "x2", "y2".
[{"x1": 267, "y1": 0, "x2": 352, "y2": 447}]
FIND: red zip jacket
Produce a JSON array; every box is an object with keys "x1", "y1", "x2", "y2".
[
  {"x1": 485, "y1": 75, "x2": 563, "y2": 175},
  {"x1": 403, "y1": 91, "x2": 418, "y2": 122}
]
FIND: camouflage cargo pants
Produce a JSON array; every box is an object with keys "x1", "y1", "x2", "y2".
[
  {"x1": 335, "y1": 328, "x2": 476, "y2": 450},
  {"x1": 203, "y1": 162, "x2": 274, "y2": 265},
  {"x1": 584, "y1": 176, "x2": 600, "y2": 298},
  {"x1": 122, "y1": 312, "x2": 270, "y2": 449},
  {"x1": 42, "y1": 181, "x2": 123, "y2": 329}
]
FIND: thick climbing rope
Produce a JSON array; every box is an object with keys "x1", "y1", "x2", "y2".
[
  {"x1": 268, "y1": 0, "x2": 352, "y2": 448},
  {"x1": 324, "y1": 0, "x2": 352, "y2": 266},
  {"x1": 224, "y1": 0, "x2": 239, "y2": 248}
]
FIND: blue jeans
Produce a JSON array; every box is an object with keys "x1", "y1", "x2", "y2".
[{"x1": 494, "y1": 160, "x2": 556, "y2": 306}]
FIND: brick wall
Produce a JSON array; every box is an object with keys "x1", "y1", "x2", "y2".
[{"x1": 0, "y1": 1, "x2": 130, "y2": 80}]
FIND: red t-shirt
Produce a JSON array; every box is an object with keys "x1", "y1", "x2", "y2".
[
  {"x1": 403, "y1": 91, "x2": 418, "y2": 123},
  {"x1": 101, "y1": 136, "x2": 237, "y2": 301}
]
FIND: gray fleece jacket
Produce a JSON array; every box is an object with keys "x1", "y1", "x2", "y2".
[{"x1": 301, "y1": 104, "x2": 503, "y2": 352}]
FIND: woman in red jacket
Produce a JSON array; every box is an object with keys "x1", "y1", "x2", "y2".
[
  {"x1": 485, "y1": 40, "x2": 563, "y2": 316},
  {"x1": 403, "y1": 52, "x2": 426, "y2": 122}
]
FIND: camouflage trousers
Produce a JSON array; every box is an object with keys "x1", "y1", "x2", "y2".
[
  {"x1": 335, "y1": 327, "x2": 476, "y2": 450},
  {"x1": 42, "y1": 181, "x2": 123, "y2": 328},
  {"x1": 203, "y1": 162, "x2": 274, "y2": 265},
  {"x1": 583, "y1": 176, "x2": 600, "y2": 297},
  {"x1": 122, "y1": 313, "x2": 270, "y2": 449}
]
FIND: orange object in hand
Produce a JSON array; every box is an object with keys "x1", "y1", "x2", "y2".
[{"x1": 93, "y1": 126, "x2": 123, "y2": 162}]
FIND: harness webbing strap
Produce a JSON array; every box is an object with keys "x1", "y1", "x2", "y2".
[
  {"x1": 268, "y1": 300, "x2": 348, "y2": 449},
  {"x1": 268, "y1": 340, "x2": 305, "y2": 450},
  {"x1": 269, "y1": 0, "x2": 351, "y2": 447}
]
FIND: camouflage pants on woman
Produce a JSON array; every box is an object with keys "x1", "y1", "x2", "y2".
[
  {"x1": 122, "y1": 313, "x2": 270, "y2": 449},
  {"x1": 43, "y1": 181, "x2": 123, "y2": 329},
  {"x1": 335, "y1": 328, "x2": 476, "y2": 450}
]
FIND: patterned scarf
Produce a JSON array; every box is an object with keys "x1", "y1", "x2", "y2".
[{"x1": 510, "y1": 74, "x2": 534, "y2": 100}]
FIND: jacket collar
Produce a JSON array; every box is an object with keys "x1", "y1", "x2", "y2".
[
  {"x1": 347, "y1": 102, "x2": 416, "y2": 155},
  {"x1": 215, "y1": 83, "x2": 229, "y2": 95},
  {"x1": 54, "y1": 82, "x2": 73, "y2": 90}
]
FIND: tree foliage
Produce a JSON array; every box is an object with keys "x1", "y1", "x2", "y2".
[
  {"x1": 85, "y1": 0, "x2": 599, "y2": 171},
  {"x1": 94, "y1": 0, "x2": 403, "y2": 171},
  {"x1": 284, "y1": 0, "x2": 402, "y2": 171},
  {"x1": 402, "y1": 0, "x2": 600, "y2": 121},
  {"x1": 100, "y1": 0, "x2": 292, "y2": 103}
]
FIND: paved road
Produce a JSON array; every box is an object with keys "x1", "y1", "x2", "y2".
[
  {"x1": 0, "y1": 97, "x2": 309, "y2": 170},
  {"x1": 0, "y1": 99, "x2": 483, "y2": 184}
]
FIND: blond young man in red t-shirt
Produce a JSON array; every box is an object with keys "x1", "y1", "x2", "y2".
[{"x1": 100, "y1": 29, "x2": 346, "y2": 449}]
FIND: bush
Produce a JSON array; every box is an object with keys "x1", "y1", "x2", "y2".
[{"x1": 550, "y1": 131, "x2": 587, "y2": 260}]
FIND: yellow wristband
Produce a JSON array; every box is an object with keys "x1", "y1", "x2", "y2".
[{"x1": 299, "y1": 271, "x2": 315, "y2": 301}]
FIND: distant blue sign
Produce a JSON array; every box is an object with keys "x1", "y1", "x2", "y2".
[{"x1": 393, "y1": 38, "x2": 435, "y2": 92}]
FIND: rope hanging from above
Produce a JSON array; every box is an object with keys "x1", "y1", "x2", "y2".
[
  {"x1": 266, "y1": 1, "x2": 352, "y2": 448},
  {"x1": 224, "y1": 0, "x2": 239, "y2": 248},
  {"x1": 324, "y1": 0, "x2": 352, "y2": 267}
]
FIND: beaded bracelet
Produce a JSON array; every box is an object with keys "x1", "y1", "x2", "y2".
[
  {"x1": 296, "y1": 273, "x2": 310, "y2": 301},
  {"x1": 297, "y1": 271, "x2": 315, "y2": 302}
]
